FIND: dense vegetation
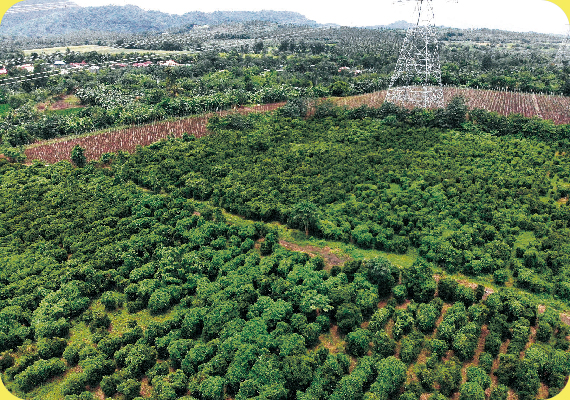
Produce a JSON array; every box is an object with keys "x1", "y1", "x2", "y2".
[
  {"x1": 114, "y1": 102, "x2": 570, "y2": 301},
  {"x1": 1, "y1": 104, "x2": 570, "y2": 400},
  {"x1": 1, "y1": 14, "x2": 570, "y2": 400}
]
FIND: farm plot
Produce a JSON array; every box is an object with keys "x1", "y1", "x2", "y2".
[
  {"x1": 24, "y1": 102, "x2": 284, "y2": 164},
  {"x1": 336, "y1": 88, "x2": 570, "y2": 124}
]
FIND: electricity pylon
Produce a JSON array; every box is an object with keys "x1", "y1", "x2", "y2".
[{"x1": 385, "y1": 0, "x2": 452, "y2": 109}]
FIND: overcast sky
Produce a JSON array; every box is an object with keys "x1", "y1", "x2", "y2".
[{"x1": 71, "y1": 0, "x2": 569, "y2": 35}]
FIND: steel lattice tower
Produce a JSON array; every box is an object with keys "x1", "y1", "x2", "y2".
[
  {"x1": 385, "y1": 0, "x2": 445, "y2": 109},
  {"x1": 554, "y1": 28, "x2": 570, "y2": 67}
]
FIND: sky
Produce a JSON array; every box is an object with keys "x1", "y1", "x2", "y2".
[{"x1": 70, "y1": 0, "x2": 570, "y2": 35}]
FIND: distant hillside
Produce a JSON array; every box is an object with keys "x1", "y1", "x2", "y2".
[
  {"x1": 0, "y1": 2, "x2": 318, "y2": 36},
  {"x1": 364, "y1": 20, "x2": 415, "y2": 30}
]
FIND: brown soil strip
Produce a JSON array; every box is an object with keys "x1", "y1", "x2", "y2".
[
  {"x1": 319, "y1": 325, "x2": 344, "y2": 354},
  {"x1": 473, "y1": 325, "x2": 490, "y2": 365},
  {"x1": 93, "y1": 387, "x2": 105, "y2": 400},
  {"x1": 538, "y1": 383, "x2": 549, "y2": 399},
  {"x1": 140, "y1": 376, "x2": 153, "y2": 398}
]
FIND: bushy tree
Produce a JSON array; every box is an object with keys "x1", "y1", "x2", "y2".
[
  {"x1": 37, "y1": 337, "x2": 67, "y2": 359},
  {"x1": 459, "y1": 382, "x2": 485, "y2": 400},
  {"x1": 336, "y1": 303, "x2": 363, "y2": 334},
  {"x1": 71, "y1": 145, "x2": 86, "y2": 167},
  {"x1": 346, "y1": 329, "x2": 370, "y2": 357}
]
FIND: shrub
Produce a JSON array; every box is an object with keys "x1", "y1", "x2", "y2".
[
  {"x1": 458, "y1": 382, "x2": 485, "y2": 400},
  {"x1": 400, "y1": 332, "x2": 424, "y2": 364},
  {"x1": 100, "y1": 291, "x2": 123, "y2": 311},
  {"x1": 393, "y1": 285, "x2": 408, "y2": 304},
  {"x1": 62, "y1": 373, "x2": 87, "y2": 396},
  {"x1": 148, "y1": 288, "x2": 173, "y2": 315},
  {"x1": 369, "y1": 308, "x2": 391, "y2": 333},
  {"x1": 336, "y1": 303, "x2": 363, "y2": 334},
  {"x1": 71, "y1": 145, "x2": 86, "y2": 168},
  {"x1": 372, "y1": 332, "x2": 396, "y2": 359},
  {"x1": 346, "y1": 329, "x2": 370, "y2": 357},
  {"x1": 416, "y1": 303, "x2": 438, "y2": 333},
  {"x1": 465, "y1": 366, "x2": 490, "y2": 389},
  {"x1": 14, "y1": 358, "x2": 66, "y2": 392},
  {"x1": 100, "y1": 374, "x2": 119, "y2": 397},
  {"x1": 37, "y1": 337, "x2": 67, "y2": 359},
  {"x1": 118, "y1": 378, "x2": 141, "y2": 400},
  {"x1": 484, "y1": 332, "x2": 502, "y2": 357},
  {"x1": 489, "y1": 384, "x2": 508, "y2": 400},
  {"x1": 478, "y1": 352, "x2": 494, "y2": 374},
  {"x1": 536, "y1": 322, "x2": 552, "y2": 342}
]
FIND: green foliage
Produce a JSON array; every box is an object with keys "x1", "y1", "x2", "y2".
[
  {"x1": 200, "y1": 375, "x2": 225, "y2": 400},
  {"x1": 465, "y1": 366, "x2": 490, "y2": 390},
  {"x1": 118, "y1": 378, "x2": 141, "y2": 400},
  {"x1": 416, "y1": 303, "x2": 438, "y2": 333},
  {"x1": 336, "y1": 303, "x2": 363, "y2": 334},
  {"x1": 37, "y1": 337, "x2": 67, "y2": 359},
  {"x1": 1, "y1": 104, "x2": 570, "y2": 400},
  {"x1": 100, "y1": 291, "x2": 123, "y2": 311},
  {"x1": 346, "y1": 328, "x2": 370, "y2": 357},
  {"x1": 402, "y1": 260, "x2": 436, "y2": 303},
  {"x1": 14, "y1": 358, "x2": 66, "y2": 392},
  {"x1": 400, "y1": 332, "x2": 424, "y2": 364},
  {"x1": 365, "y1": 256, "x2": 398, "y2": 296},
  {"x1": 459, "y1": 382, "x2": 485, "y2": 400},
  {"x1": 489, "y1": 384, "x2": 509, "y2": 400},
  {"x1": 71, "y1": 145, "x2": 86, "y2": 168}
]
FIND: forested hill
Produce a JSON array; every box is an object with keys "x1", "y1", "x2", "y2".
[{"x1": 0, "y1": 3, "x2": 318, "y2": 37}]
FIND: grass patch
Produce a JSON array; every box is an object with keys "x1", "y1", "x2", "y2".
[
  {"x1": 515, "y1": 231, "x2": 537, "y2": 248},
  {"x1": 48, "y1": 107, "x2": 83, "y2": 116},
  {"x1": 0, "y1": 104, "x2": 11, "y2": 116}
]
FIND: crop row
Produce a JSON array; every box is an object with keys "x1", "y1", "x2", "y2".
[
  {"x1": 24, "y1": 103, "x2": 284, "y2": 164},
  {"x1": 336, "y1": 88, "x2": 570, "y2": 125}
]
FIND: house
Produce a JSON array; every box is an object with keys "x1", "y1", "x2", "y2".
[
  {"x1": 89, "y1": 66, "x2": 99, "y2": 73},
  {"x1": 53, "y1": 61, "x2": 66, "y2": 68},
  {"x1": 17, "y1": 64, "x2": 34, "y2": 72},
  {"x1": 159, "y1": 60, "x2": 179, "y2": 67},
  {"x1": 69, "y1": 61, "x2": 87, "y2": 69},
  {"x1": 0, "y1": 67, "x2": 7, "y2": 75},
  {"x1": 132, "y1": 61, "x2": 153, "y2": 67}
]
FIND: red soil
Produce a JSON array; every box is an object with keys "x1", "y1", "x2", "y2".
[{"x1": 25, "y1": 103, "x2": 285, "y2": 164}]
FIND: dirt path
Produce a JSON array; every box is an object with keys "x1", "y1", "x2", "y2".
[{"x1": 278, "y1": 240, "x2": 349, "y2": 270}]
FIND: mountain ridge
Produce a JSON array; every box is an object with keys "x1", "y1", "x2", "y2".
[{"x1": 0, "y1": 3, "x2": 319, "y2": 36}]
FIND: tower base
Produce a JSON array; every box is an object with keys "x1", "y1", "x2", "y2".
[{"x1": 385, "y1": 85, "x2": 445, "y2": 109}]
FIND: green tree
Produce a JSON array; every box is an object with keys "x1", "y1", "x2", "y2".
[
  {"x1": 459, "y1": 382, "x2": 485, "y2": 400},
  {"x1": 346, "y1": 329, "x2": 370, "y2": 357},
  {"x1": 336, "y1": 303, "x2": 363, "y2": 334},
  {"x1": 289, "y1": 201, "x2": 319, "y2": 236},
  {"x1": 71, "y1": 145, "x2": 86, "y2": 168}
]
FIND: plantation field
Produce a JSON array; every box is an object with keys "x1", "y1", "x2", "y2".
[
  {"x1": 335, "y1": 88, "x2": 570, "y2": 124},
  {"x1": 23, "y1": 84, "x2": 570, "y2": 165},
  {"x1": 24, "y1": 102, "x2": 284, "y2": 164}
]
